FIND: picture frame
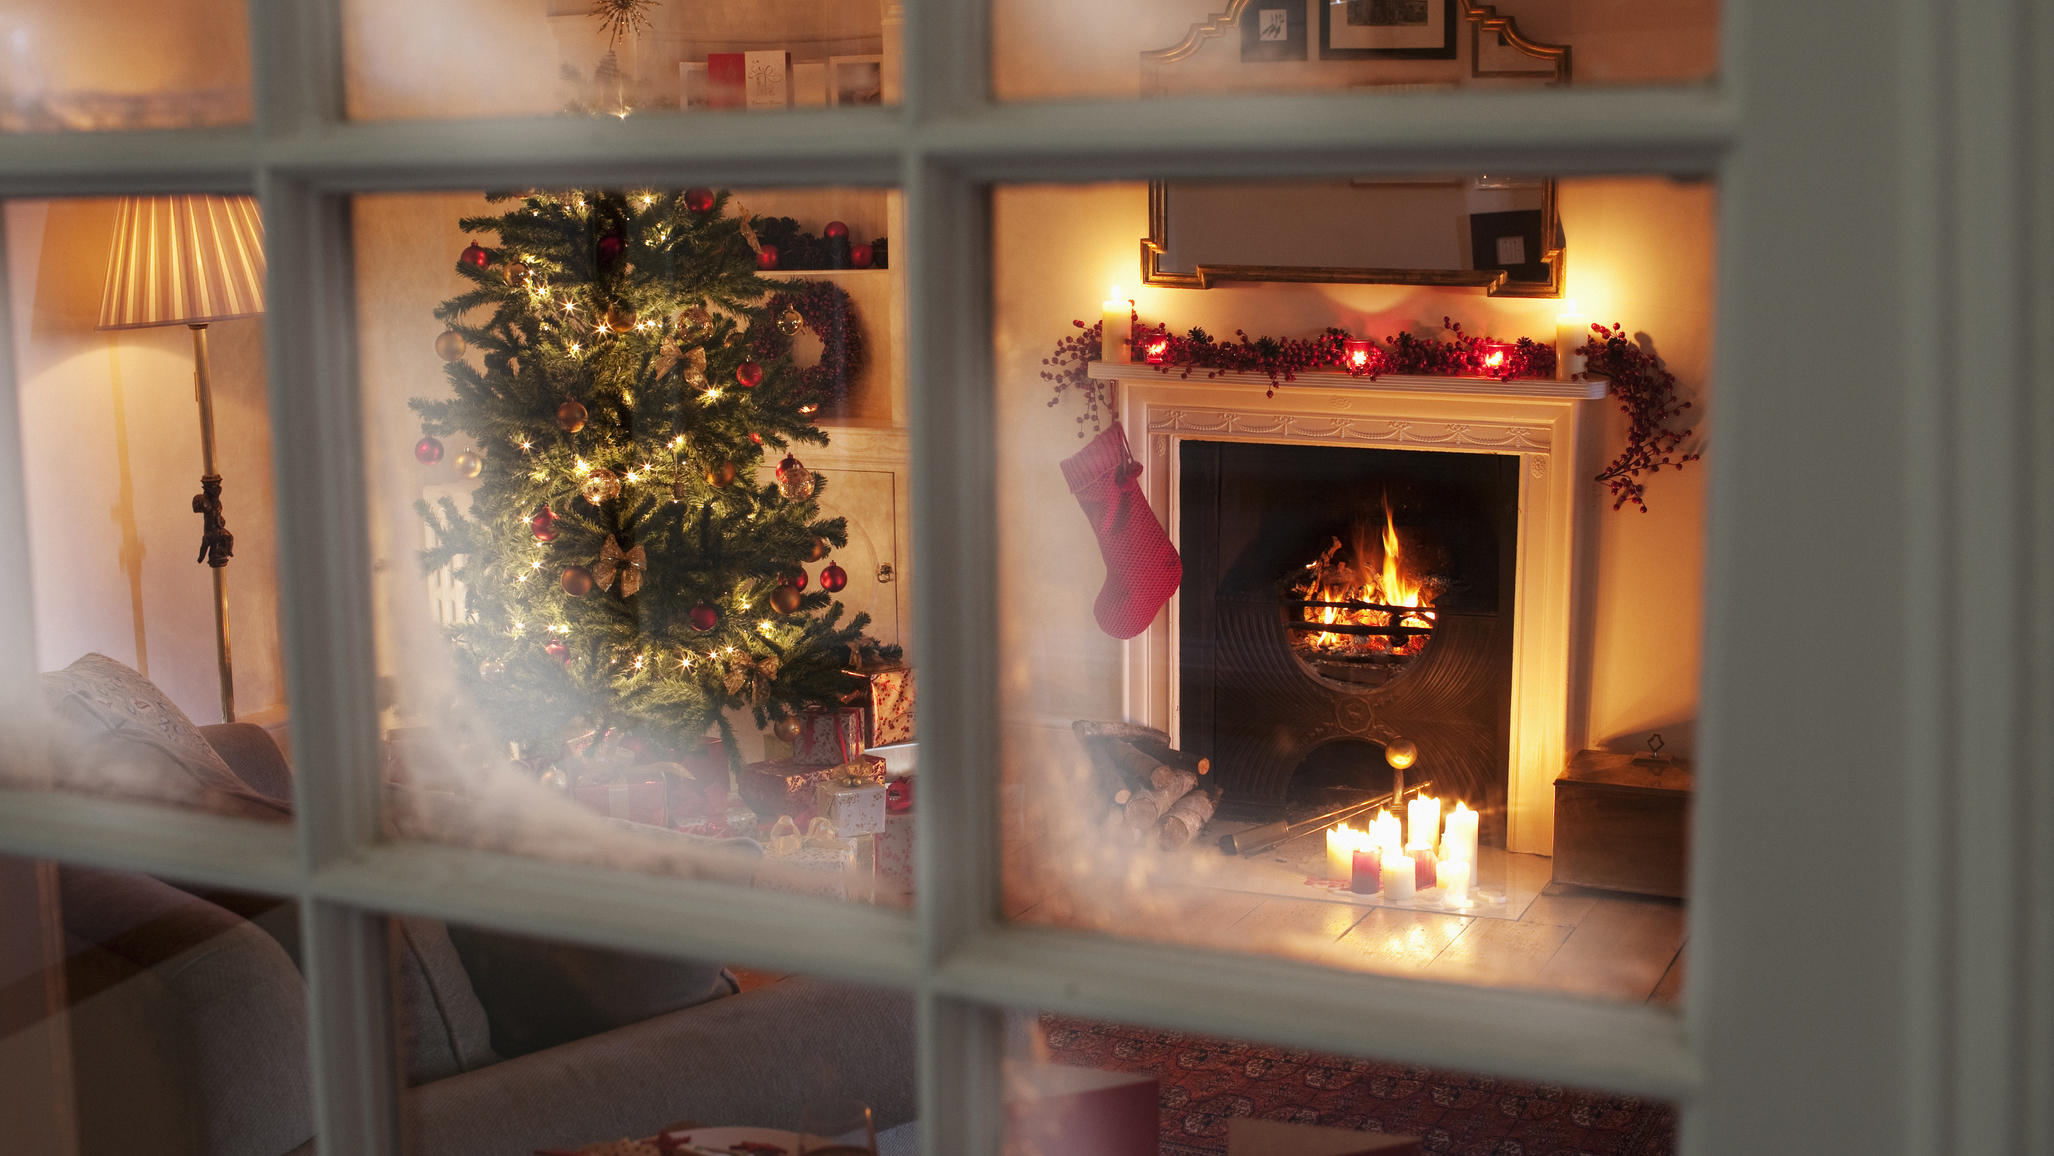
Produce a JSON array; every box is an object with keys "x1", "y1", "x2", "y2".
[
  {"x1": 1319, "y1": 0, "x2": 1457, "y2": 60},
  {"x1": 1241, "y1": 1, "x2": 1308, "y2": 63},
  {"x1": 828, "y1": 55, "x2": 884, "y2": 107}
]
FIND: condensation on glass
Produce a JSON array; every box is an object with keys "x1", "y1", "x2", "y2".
[
  {"x1": 0, "y1": 0, "x2": 251, "y2": 131},
  {"x1": 0, "y1": 853, "x2": 310, "y2": 1156},
  {"x1": 1002, "y1": 1008, "x2": 1678, "y2": 1153},
  {"x1": 994, "y1": 174, "x2": 1710, "y2": 1001},
  {"x1": 354, "y1": 186, "x2": 913, "y2": 905},
  {"x1": 0, "y1": 196, "x2": 294, "y2": 824},
  {"x1": 391, "y1": 926, "x2": 916, "y2": 1154},
  {"x1": 993, "y1": 0, "x2": 1719, "y2": 103},
  {"x1": 341, "y1": 0, "x2": 903, "y2": 122}
]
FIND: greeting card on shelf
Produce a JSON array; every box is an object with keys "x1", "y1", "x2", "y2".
[{"x1": 744, "y1": 50, "x2": 792, "y2": 110}]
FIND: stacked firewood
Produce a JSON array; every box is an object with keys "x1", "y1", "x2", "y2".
[{"x1": 1072, "y1": 721, "x2": 1220, "y2": 852}]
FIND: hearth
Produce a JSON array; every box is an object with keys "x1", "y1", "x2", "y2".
[{"x1": 1179, "y1": 440, "x2": 1517, "y2": 845}]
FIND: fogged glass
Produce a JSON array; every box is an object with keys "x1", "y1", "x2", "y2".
[
  {"x1": 357, "y1": 187, "x2": 914, "y2": 906},
  {"x1": 342, "y1": 0, "x2": 901, "y2": 121},
  {"x1": 0, "y1": 0, "x2": 251, "y2": 131},
  {"x1": 391, "y1": 922, "x2": 916, "y2": 1155},
  {"x1": 0, "y1": 196, "x2": 294, "y2": 824},
  {"x1": 996, "y1": 176, "x2": 1709, "y2": 1001},
  {"x1": 0, "y1": 853, "x2": 310, "y2": 1156},
  {"x1": 1003, "y1": 1009, "x2": 1676, "y2": 1153},
  {"x1": 994, "y1": 0, "x2": 1718, "y2": 102}
]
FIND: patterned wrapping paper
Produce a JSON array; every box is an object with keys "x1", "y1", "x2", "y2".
[
  {"x1": 814, "y1": 781, "x2": 888, "y2": 837},
  {"x1": 876, "y1": 810, "x2": 914, "y2": 891},
  {"x1": 755, "y1": 844, "x2": 855, "y2": 900},
  {"x1": 794, "y1": 706, "x2": 867, "y2": 765},
  {"x1": 737, "y1": 755, "x2": 886, "y2": 821},
  {"x1": 852, "y1": 665, "x2": 916, "y2": 745},
  {"x1": 570, "y1": 772, "x2": 668, "y2": 827}
]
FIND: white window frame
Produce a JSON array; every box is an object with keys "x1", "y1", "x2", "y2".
[{"x1": 0, "y1": 1, "x2": 2047, "y2": 1153}]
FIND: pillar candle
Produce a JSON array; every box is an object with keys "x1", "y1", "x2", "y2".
[
  {"x1": 1380, "y1": 854, "x2": 1415, "y2": 901},
  {"x1": 1440, "y1": 801, "x2": 1478, "y2": 869},
  {"x1": 1325, "y1": 824, "x2": 1363, "y2": 881},
  {"x1": 1556, "y1": 299, "x2": 1590, "y2": 380},
  {"x1": 1407, "y1": 795, "x2": 1440, "y2": 852},
  {"x1": 1410, "y1": 847, "x2": 1437, "y2": 890},
  {"x1": 1370, "y1": 809, "x2": 1403, "y2": 856},
  {"x1": 1349, "y1": 846, "x2": 1383, "y2": 894},
  {"x1": 1439, "y1": 857, "x2": 1471, "y2": 904},
  {"x1": 1101, "y1": 290, "x2": 1130, "y2": 363}
]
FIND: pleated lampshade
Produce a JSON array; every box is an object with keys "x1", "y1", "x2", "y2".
[{"x1": 97, "y1": 195, "x2": 266, "y2": 330}]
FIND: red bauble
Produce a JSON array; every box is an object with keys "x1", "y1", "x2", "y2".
[
  {"x1": 560, "y1": 566, "x2": 594, "y2": 597},
  {"x1": 685, "y1": 187, "x2": 715, "y2": 213},
  {"x1": 689, "y1": 604, "x2": 720, "y2": 632},
  {"x1": 597, "y1": 234, "x2": 625, "y2": 262},
  {"x1": 544, "y1": 639, "x2": 569, "y2": 661},
  {"x1": 736, "y1": 361, "x2": 763, "y2": 388},
  {"x1": 755, "y1": 245, "x2": 779, "y2": 270},
  {"x1": 819, "y1": 561, "x2": 849, "y2": 593},
  {"x1": 556, "y1": 398, "x2": 588, "y2": 432},
  {"x1": 459, "y1": 243, "x2": 489, "y2": 268},
  {"x1": 824, "y1": 220, "x2": 849, "y2": 239},
  {"x1": 849, "y1": 243, "x2": 874, "y2": 269},
  {"x1": 786, "y1": 569, "x2": 808, "y2": 592},
  {"x1": 530, "y1": 508, "x2": 559, "y2": 541},
  {"x1": 414, "y1": 436, "x2": 445, "y2": 465}
]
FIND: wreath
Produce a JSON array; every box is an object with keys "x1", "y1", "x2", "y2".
[{"x1": 751, "y1": 280, "x2": 864, "y2": 411}]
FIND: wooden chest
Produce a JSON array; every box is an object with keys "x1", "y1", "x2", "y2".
[{"x1": 1552, "y1": 749, "x2": 1693, "y2": 898}]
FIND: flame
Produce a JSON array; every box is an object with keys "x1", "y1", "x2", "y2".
[
  {"x1": 1483, "y1": 350, "x2": 1506, "y2": 369},
  {"x1": 1293, "y1": 494, "x2": 1436, "y2": 660}
]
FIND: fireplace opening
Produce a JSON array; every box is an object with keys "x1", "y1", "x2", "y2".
[{"x1": 1179, "y1": 441, "x2": 1518, "y2": 845}]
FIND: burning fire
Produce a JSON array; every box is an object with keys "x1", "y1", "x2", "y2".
[{"x1": 1291, "y1": 497, "x2": 1437, "y2": 661}]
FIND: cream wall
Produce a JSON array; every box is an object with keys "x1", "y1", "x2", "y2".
[
  {"x1": 994, "y1": 177, "x2": 1713, "y2": 757},
  {"x1": 4, "y1": 199, "x2": 285, "y2": 726}
]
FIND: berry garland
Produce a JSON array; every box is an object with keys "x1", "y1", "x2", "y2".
[
  {"x1": 752, "y1": 280, "x2": 864, "y2": 410},
  {"x1": 1581, "y1": 322, "x2": 1699, "y2": 512},
  {"x1": 1044, "y1": 312, "x2": 1697, "y2": 512}
]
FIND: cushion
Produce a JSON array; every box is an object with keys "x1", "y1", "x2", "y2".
[
  {"x1": 444, "y1": 925, "x2": 734, "y2": 1058},
  {"x1": 39, "y1": 653, "x2": 289, "y2": 822},
  {"x1": 392, "y1": 917, "x2": 500, "y2": 1085},
  {"x1": 198, "y1": 722, "x2": 294, "y2": 805}
]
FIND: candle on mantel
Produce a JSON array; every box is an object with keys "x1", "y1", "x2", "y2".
[
  {"x1": 1410, "y1": 847, "x2": 1438, "y2": 890},
  {"x1": 1349, "y1": 846, "x2": 1383, "y2": 894},
  {"x1": 1342, "y1": 337, "x2": 1374, "y2": 372},
  {"x1": 1370, "y1": 809, "x2": 1403, "y2": 856},
  {"x1": 1325, "y1": 822, "x2": 1371, "y2": 881},
  {"x1": 1406, "y1": 795, "x2": 1441, "y2": 853},
  {"x1": 1556, "y1": 298, "x2": 1590, "y2": 380},
  {"x1": 1440, "y1": 801, "x2": 1478, "y2": 871},
  {"x1": 1380, "y1": 853, "x2": 1416, "y2": 900},
  {"x1": 1440, "y1": 857, "x2": 1472, "y2": 905},
  {"x1": 1101, "y1": 288, "x2": 1131, "y2": 363}
]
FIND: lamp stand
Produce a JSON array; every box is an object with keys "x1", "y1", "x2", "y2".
[{"x1": 189, "y1": 323, "x2": 235, "y2": 723}]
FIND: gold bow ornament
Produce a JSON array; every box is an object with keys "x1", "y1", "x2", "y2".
[
  {"x1": 594, "y1": 535, "x2": 646, "y2": 597},
  {"x1": 723, "y1": 652, "x2": 781, "y2": 702}
]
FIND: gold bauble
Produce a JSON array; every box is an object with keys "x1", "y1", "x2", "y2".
[
  {"x1": 705, "y1": 460, "x2": 737, "y2": 488},
  {"x1": 580, "y1": 468, "x2": 622, "y2": 504},
  {"x1": 773, "y1": 716, "x2": 802, "y2": 741},
  {"x1": 504, "y1": 261, "x2": 530, "y2": 286},
  {"x1": 452, "y1": 450, "x2": 483, "y2": 479},
  {"x1": 434, "y1": 330, "x2": 467, "y2": 361},
  {"x1": 769, "y1": 585, "x2": 803, "y2": 614},
  {"x1": 556, "y1": 398, "x2": 589, "y2": 432},
  {"x1": 805, "y1": 537, "x2": 831, "y2": 562},
  {"x1": 777, "y1": 307, "x2": 803, "y2": 336},
  {"x1": 606, "y1": 304, "x2": 637, "y2": 333}
]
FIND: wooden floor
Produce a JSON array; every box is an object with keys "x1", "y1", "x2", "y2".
[{"x1": 1008, "y1": 850, "x2": 1686, "y2": 1007}]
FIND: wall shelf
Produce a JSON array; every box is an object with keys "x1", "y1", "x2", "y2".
[{"x1": 1087, "y1": 360, "x2": 1608, "y2": 401}]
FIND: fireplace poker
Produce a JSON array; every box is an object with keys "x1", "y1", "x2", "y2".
[{"x1": 1216, "y1": 780, "x2": 1434, "y2": 858}]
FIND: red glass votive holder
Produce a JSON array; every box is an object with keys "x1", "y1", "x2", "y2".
[
  {"x1": 1350, "y1": 846, "x2": 1383, "y2": 894},
  {"x1": 1144, "y1": 339, "x2": 1168, "y2": 365},
  {"x1": 1410, "y1": 847, "x2": 1438, "y2": 889},
  {"x1": 1478, "y1": 342, "x2": 1514, "y2": 376},
  {"x1": 1342, "y1": 338, "x2": 1374, "y2": 372}
]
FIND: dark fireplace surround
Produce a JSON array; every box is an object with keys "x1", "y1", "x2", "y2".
[{"x1": 1178, "y1": 441, "x2": 1518, "y2": 847}]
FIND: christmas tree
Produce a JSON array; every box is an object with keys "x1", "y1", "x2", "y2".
[{"x1": 413, "y1": 187, "x2": 891, "y2": 765}]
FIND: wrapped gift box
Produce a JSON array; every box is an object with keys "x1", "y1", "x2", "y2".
[
  {"x1": 877, "y1": 810, "x2": 914, "y2": 890},
  {"x1": 756, "y1": 844, "x2": 855, "y2": 900},
  {"x1": 815, "y1": 780, "x2": 887, "y2": 837},
  {"x1": 572, "y1": 772, "x2": 668, "y2": 827},
  {"x1": 848, "y1": 665, "x2": 915, "y2": 745},
  {"x1": 738, "y1": 755, "x2": 886, "y2": 821},
  {"x1": 794, "y1": 706, "x2": 867, "y2": 766}
]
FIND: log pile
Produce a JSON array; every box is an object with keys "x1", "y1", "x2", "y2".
[{"x1": 1072, "y1": 720, "x2": 1219, "y2": 852}]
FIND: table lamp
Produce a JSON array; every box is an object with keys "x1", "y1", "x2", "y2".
[{"x1": 96, "y1": 195, "x2": 266, "y2": 723}]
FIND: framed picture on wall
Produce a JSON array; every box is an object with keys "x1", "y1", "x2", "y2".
[
  {"x1": 1320, "y1": 0, "x2": 1457, "y2": 60},
  {"x1": 1241, "y1": 1, "x2": 1308, "y2": 62}
]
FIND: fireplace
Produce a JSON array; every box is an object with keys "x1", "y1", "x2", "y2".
[
  {"x1": 1091, "y1": 360, "x2": 1606, "y2": 854},
  {"x1": 1178, "y1": 440, "x2": 1518, "y2": 846}
]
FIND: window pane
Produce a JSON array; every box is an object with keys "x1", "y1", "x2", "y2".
[
  {"x1": 390, "y1": 920, "x2": 916, "y2": 1154},
  {"x1": 342, "y1": 0, "x2": 901, "y2": 122},
  {"x1": 0, "y1": 852, "x2": 310, "y2": 1156},
  {"x1": 355, "y1": 187, "x2": 914, "y2": 909},
  {"x1": 1004, "y1": 1008, "x2": 1677, "y2": 1153},
  {"x1": 993, "y1": 0, "x2": 1717, "y2": 102},
  {"x1": 1, "y1": 196, "x2": 294, "y2": 825},
  {"x1": 0, "y1": 0, "x2": 250, "y2": 131},
  {"x1": 996, "y1": 176, "x2": 1708, "y2": 1002}
]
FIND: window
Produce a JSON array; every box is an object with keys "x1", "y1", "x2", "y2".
[{"x1": 0, "y1": 1, "x2": 2040, "y2": 1153}]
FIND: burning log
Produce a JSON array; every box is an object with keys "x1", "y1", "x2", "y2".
[
  {"x1": 1125, "y1": 768, "x2": 1197, "y2": 828},
  {"x1": 1158, "y1": 788, "x2": 1219, "y2": 851}
]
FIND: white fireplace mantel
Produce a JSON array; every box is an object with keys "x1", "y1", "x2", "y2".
[{"x1": 1089, "y1": 360, "x2": 1606, "y2": 855}]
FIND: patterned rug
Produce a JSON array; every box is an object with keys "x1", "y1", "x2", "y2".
[{"x1": 1038, "y1": 1015, "x2": 1677, "y2": 1156}]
